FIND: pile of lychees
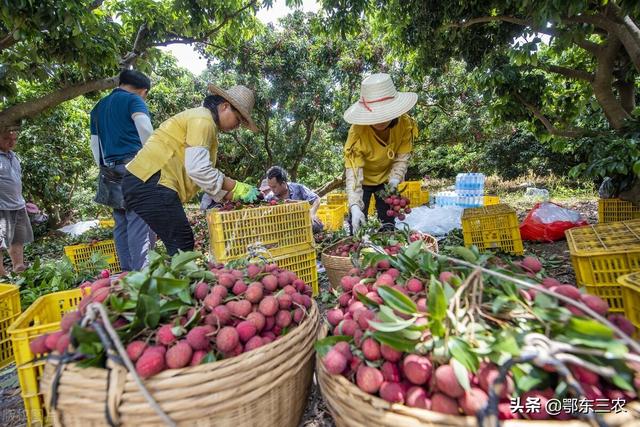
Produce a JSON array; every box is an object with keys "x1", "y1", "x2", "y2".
[
  {"x1": 30, "y1": 261, "x2": 314, "y2": 379},
  {"x1": 320, "y1": 253, "x2": 639, "y2": 420},
  {"x1": 384, "y1": 194, "x2": 411, "y2": 221}
]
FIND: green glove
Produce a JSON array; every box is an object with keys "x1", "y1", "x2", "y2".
[{"x1": 232, "y1": 181, "x2": 260, "y2": 203}]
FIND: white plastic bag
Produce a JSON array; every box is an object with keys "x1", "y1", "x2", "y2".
[{"x1": 396, "y1": 205, "x2": 463, "y2": 237}]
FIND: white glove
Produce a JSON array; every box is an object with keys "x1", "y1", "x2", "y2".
[
  {"x1": 388, "y1": 178, "x2": 400, "y2": 190},
  {"x1": 351, "y1": 205, "x2": 366, "y2": 233}
]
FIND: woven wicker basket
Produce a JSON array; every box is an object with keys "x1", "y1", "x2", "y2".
[
  {"x1": 40, "y1": 302, "x2": 320, "y2": 427},
  {"x1": 321, "y1": 234, "x2": 439, "y2": 289},
  {"x1": 316, "y1": 326, "x2": 640, "y2": 427}
]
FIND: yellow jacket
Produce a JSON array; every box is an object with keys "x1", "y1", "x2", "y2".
[{"x1": 127, "y1": 107, "x2": 219, "y2": 203}]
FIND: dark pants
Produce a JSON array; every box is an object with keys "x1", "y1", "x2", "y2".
[
  {"x1": 348, "y1": 184, "x2": 394, "y2": 235},
  {"x1": 122, "y1": 172, "x2": 194, "y2": 255}
]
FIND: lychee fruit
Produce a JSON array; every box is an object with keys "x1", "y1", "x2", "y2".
[
  {"x1": 459, "y1": 387, "x2": 488, "y2": 415},
  {"x1": 259, "y1": 296, "x2": 279, "y2": 317},
  {"x1": 136, "y1": 347, "x2": 166, "y2": 378},
  {"x1": 380, "y1": 381, "x2": 406, "y2": 403},
  {"x1": 126, "y1": 340, "x2": 148, "y2": 362},
  {"x1": 156, "y1": 324, "x2": 177, "y2": 346},
  {"x1": 435, "y1": 364, "x2": 465, "y2": 398},
  {"x1": 166, "y1": 341, "x2": 193, "y2": 369},
  {"x1": 431, "y1": 392, "x2": 459, "y2": 415},
  {"x1": 216, "y1": 326, "x2": 239, "y2": 353},
  {"x1": 186, "y1": 326, "x2": 213, "y2": 351},
  {"x1": 402, "y1": 355, "x2": 432, "y2": 385},
  {"x1": 236, "y1": 320, "x2": 257, "y2": 342},
  {"x1": 323, "y1": 348, "x2": 348, "y2": 375},
  {"x1": 356, "y1": 365, "x2": 384, "y2": 394}
]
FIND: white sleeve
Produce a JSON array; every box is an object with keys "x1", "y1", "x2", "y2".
[
  {"x1": 345, "y1": 167, "x2": 364, "y2": 210},
  {"x1": 90, "y1": 135, "x2": 101, "y2": 166},
  {"x1": 389, "y1": 152, "x2": 411, "y2": 183},
  {"x1": 185, "y1": 146, "x2": 228, "y2": 202},
  {"x1": 132, "y1": 113, "x2": 154, "y2": 144}
]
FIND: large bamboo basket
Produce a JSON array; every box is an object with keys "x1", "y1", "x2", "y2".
[
  {"x1": 316, "y1": 326, "x2": 640, "y2": 427},
  {"x1": 321, "y1": 233, "x2": 439, "y2": 289},
  {"x1": 40, "y1": 302, "x2": 320, "y2": 427}
]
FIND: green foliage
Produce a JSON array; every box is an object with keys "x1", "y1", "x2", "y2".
[
  {"x1": 483, "y1": 129, "x2": 580, "y2": 180},
  {"x1": 9, "y1": 252, "x2": 107, "y2": 309},
  {"x1": 16, "y1": 94, "x2": 96, "y2": 227}
]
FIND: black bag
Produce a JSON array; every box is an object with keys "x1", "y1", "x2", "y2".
[{"x1": 95, "y1": 165, "x2": 126, "y2": 209}]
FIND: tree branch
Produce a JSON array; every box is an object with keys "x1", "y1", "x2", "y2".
[
  {"x1": 513, "y1": 92, "x2": 589, "y2": 138},
  {"x1": 0, "y1": 76, "x2": 118, "y2": 129},
  {"x1": 542, "y1": 64, "x2": 594, "y2": 82},
  {"x1": 450, "y1": 15, "x2": 531, "y2": 28},
  {"x1": 120, "y1": 23, "x2": 149, "y2": 67},
  {"x1": 228, "y1": 132, "x2": 256, "y2": 159},
  {"x1": 314, "y1": 174, "x2": 345, "y2": 197},
  {"x1": 153, "y1": 0, "x2": 258, "y2": 48}
]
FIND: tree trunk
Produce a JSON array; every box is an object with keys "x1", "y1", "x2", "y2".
[
  {"x1": 616, "y1": 79, "x2": 636, "y2": 113},
  {"x1": 290, "y1": 117, "x2": 316, "y2": 181},
  {"x1": 314, "y1": 174, "x2": 345, "y2": 197},
  {"x1": 0, "y1": 76, "x2": 118, "y2": 129},
  {"x1": 592, "y1": 37, "x2": 632, "y2": 129}
]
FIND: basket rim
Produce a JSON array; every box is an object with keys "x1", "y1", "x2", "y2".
[
  {"x1": 566, "y1": 220, "x2": 640, "y2": 255},
  {"x1": 0, "y1": 282, "x2": 19, "y2": 294},
  {"x1": 43, "y1": 301, "x2": 319, "y2": 379},
  {"x1": 206, "y1": 200, "x2": 310, "y2": 216}
]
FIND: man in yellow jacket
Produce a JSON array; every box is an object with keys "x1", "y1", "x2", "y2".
[
  {"x1": 123, "y1": 84, "x2": 259, "y2": 255},
  {"x1": 343, "y1": 73, "x2": 418, "y2": 232}
]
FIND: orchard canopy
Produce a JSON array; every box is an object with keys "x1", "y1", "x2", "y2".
[{"x1": 1, "y1": 0, "x2": 639, "y2": 225}]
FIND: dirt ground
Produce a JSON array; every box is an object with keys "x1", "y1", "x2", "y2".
[{"x1": 0, "y1": 200, "x2": 599, "y2": 427}]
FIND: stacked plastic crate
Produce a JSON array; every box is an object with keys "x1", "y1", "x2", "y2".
[{"x1": 207, "y1": 201, "x2": 318, "y2": 294}]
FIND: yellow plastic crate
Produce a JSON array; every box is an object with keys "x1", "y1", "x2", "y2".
[
  {"x1": 461, "y1": 204, "x2": 524, "y2": 255},
  {"x1": 618, "y1": 272, "x2": 640, "y2": 334},
  {"x1": 317, "y1": 205, "x2": 345, "y2": 231},
  {"x1": 484, "y1": 195, "x2": 501, "y2": 206},
  {"x1": 598, "y1": 198, "x2": 640, "y2": 223},
  {"x1": 273, "y1": 249, "x2": 319, "y2": 296},
  {"x1": 0, "y1": 283, "x2": 21, "y2": 369},
  {"x1": 7, "y1": 288, "x2": 85, "y2": 426},
  {"x1": 98, "y1": 218, "x2": 115, "y2": 228},
  {"x1": 566, "y1": 219, "x2": 640, "y2": 312},
  {"x1": 64, "y1": 239, "x2": 121, "y2": 273},
  {"x1": 326, "y1": 191, "x2": 347, "y2": 206},
  {"x1": 207, "y1": 201, "x2": 314, "y2": 263},
  {"x1": 399, "y1": 181, "x2": 429, "y2": 207}
]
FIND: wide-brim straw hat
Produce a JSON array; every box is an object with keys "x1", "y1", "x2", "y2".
[
  {"x1": 208, "y1": 83, "x2": 259, "y2": 132},
  {"x1": 343, "y1": 73, "x2": 418, "y2": 125}
]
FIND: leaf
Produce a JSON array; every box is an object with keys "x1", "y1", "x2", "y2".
[
  {"x1": 314, "y1": 335, "x2": 352, "y2": 357},
  {"x1": 137, "y1": 295, "x2": 161, "y2": 329},
  {"x1": 177, "y1": 288, "x2": 193, "y2": 304},
  {"x1": 567, "y1": 317, "x2": 613, "y2": 339},
  {"x1": 356, "y1": 292, "x2": 380, "y2": 308},
  {"x1": 368, "y1": 317, "x2": 416, "y2": 332},
  {"x1": 612, "y1": 374, "x2": 634, "y2": 392},
  {"x1": 155, "y1": 277, "x2": 190, "y2": 295},
  {"x1": 428, "y1": 279, "x2": 447, "y2": 320},
  {"x1": 451, "y1": 246, "x2": 477, "y2": 263},
  {"x1": 188, "y1": 270, "x2": 216, "y2": 281},
  {"x1": 401, "y1": 329, "x2": 423, "y2": 340},
  {"x1": 170, "y1": 251, "x2": 202, "y2": 270},
  {"x1": 377, "y1": 286, "x2": 417, "y2": 314},
  {"x1": 449, "y1": 337, "x2": 479, "y2": 372},
  {"x1": 492, "y1": 332, "x2": 520, "y2": 355},
  {"x1": 404, "y1": 240, "x2": 423, "y2": 259},
  {"x1": 202, "y1": 352, "x2": 217, "y2": 364},
  {"x1": 159, "y1": 299, "x2": 186, "y2": 314},
  {"x1": 451, "y1": 358, "x2": 471, "y2": 391},
  {"x1": 373, "y1": 331, "x2": 417, "y2": 353}
]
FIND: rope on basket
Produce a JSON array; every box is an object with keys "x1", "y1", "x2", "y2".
[{"x1": 74, "y1": 303, "x2": 177, "y2": 427}]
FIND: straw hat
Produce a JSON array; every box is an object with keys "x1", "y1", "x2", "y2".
[
  {"x1": 208, "y1": 83, "x2": 258, "y2": 132},
  {"x1": 343, "y1": 73, "x2": 418, "y2": 125}
]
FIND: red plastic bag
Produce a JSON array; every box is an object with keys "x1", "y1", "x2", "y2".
[{"x1": 519, "y1": 202, "x2": 588, "y2": 242}]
